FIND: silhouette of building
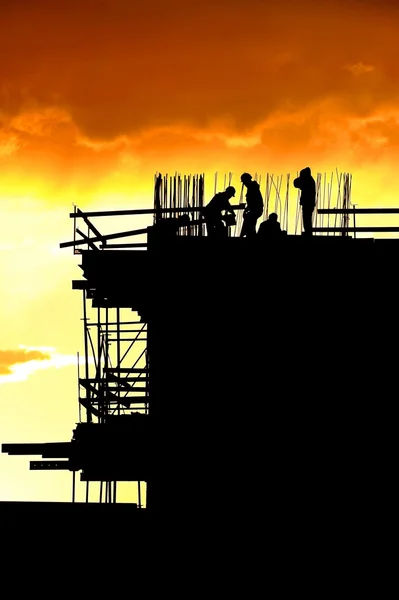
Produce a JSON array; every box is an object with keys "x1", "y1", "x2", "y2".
[{"x1": 1, "y1": 172, "x2": 397, "y2": 522}]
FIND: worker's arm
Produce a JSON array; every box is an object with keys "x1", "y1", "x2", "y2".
[
  {"x1": 226, "y1": 201, "x2": 235, "y2": 215},
  {"x1": 293, "y1": 177, "x2": 302, "y2": 189}
]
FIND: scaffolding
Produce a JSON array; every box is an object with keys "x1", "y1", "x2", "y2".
[
  {"x1": 14, "y1": 168, "x2": 399, "y2": 510},
  {"x1": 64, "y1": 171, "x2": 355, "y2": 255}
]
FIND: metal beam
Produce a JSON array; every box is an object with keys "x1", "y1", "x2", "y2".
[
  {"x1": 69, "y1": 204, "x2": 246, "y2": 218},
  {"x1": 76, "y1": 208, "x2": 104, "y2": 239},
  {"x1": 105, "y1": 368, "x2": 148, "y2": 373},
  {"x1": 313, "y1": 227, "x2": 399, "y2": 232},
  {"x1": 87, "y1": 399, "x2": 148, "y2": 405},
  {"x1": 2, "y1": 442, "x2": 72, "y2": 457},
  {"x1": 79, "y1": 380, "x2": 147, "y2": 392},
  {"x1": 79, "y1": 396, "x2": 101, "y2": 418},
  {"x1": 2, "y1": 443, "x2": 47, "y2": 455},
  {"x1": 99, "y1": 243, "x2": 147, "y2": 249},
  {"x1": 60, "y1": 227, "x2": 148, "y2": 248},
  {"x1": 317, "y1": 208, "x2": 399, "y2": 214},
  {"x1": 30, "y1": 461, "x2": 73, "y2": 471},
  {"x1": 81, "y1": 376, "x2": 148, "y2": 382},
  {"x1": 76, "y1": 229, "x2": 100, "y2": 251},
  {"x1": 80, "y1": 472, "x2": 148, "y2": 482}
]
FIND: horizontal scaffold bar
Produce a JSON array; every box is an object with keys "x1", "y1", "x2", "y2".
[
  {"x1": 88, "y1": 399, "x2": 148, "y2": 405},
  {"x1": 2, "y1": 442, "x2": 71, "y2": 456},
  {"x1": 313, "y1": 227, "x2": 399, "y2": 232},
  {"x1": 80, "y1": 377, "x2": 148, "y2": 383},
  {"x1": 105, "y1": 368, "x2": 148, "y2": 373},
  {"x1": 60, "y1": 227, "x2": 148, "y2": 248},
  {"x1": 30, "y1": 461, "x2": 73, "y2": 471},
  {"x1": 69, "y1": 204, "x2": 246, "y2": 218},
  {"x1": 100, "y1": 243, "x2": 147, "y2": 249},
  {"x1": 317, "y1": 208, "x2": 399, "y2": 214}
]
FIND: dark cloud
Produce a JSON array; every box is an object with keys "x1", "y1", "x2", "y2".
[{"x1": 1, "y1": 0, "x2": 399, "y2": 142}]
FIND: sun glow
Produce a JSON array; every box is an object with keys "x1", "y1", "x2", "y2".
[{"x1": 0, "y1": 346, "x2": 91, "y2": 384}]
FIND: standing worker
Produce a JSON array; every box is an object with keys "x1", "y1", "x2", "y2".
[
  {"x1": 293, "y1": 167, "x2": 316, "y2": 236},
  {"x1": 204, "y1": 186, "x2": 236, "y2": 239},
  {"x1": 240, "y1": 173, "x2": 264, "y2": 238}
]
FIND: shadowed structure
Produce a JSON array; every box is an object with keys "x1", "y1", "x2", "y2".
[{"x1": 2, "y1": 174, "x2": 396, "y2": 527}]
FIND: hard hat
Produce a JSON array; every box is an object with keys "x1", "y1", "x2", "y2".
[
  {"x1": 240, "y1": 172, "x2": 252, "y2": 182},
  {"x1": 225, "y1": 186, "x2": 236, "y2": 196}
]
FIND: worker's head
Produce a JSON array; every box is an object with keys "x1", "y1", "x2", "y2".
[
  {"x1": 300, "y1": 167, "x2": 311, "y2": 177},
  {"x1": 240, "y1": 173, "x2": 252, "y2": 185},
  {"x1": 225, "y1": 186, "x2": 236, "y2": 199},
  {"x1": 268, "y1": 213, "x2": 278, "y2": 222}
]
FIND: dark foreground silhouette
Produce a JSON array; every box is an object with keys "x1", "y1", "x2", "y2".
[
  {"x1": 257, "y1": 212, "x2": 285, "y2": 238},
  {"x1": 293, "y1": 166, "x2": 316, "y2": 235},
  {"x1": 204, "y1": 186, "x2": 236, "y2": 238},
  {"x1": 240, "y1": 172, "x2": 264, "y2": 237},
  {"x1": 3, "y1": 172, "x2": 397, "y2": 571},
  {"x1": 3, "y1": 232, "x2": 396, "y2": 522}
]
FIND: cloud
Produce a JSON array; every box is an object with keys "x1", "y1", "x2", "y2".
[
  {"x1": 0, "y1": 345, "x2": 88, "y2": 384},
  {"x1": 0, "y1": 131, "x2": 20, "y2": 156},
  {"x1": 76, "y1": 134, "x2": 131, "y2": 152},
  {"x1": 10, "y1": 107, "x2": 72, "y2": 137},
  {"x1": 1, "y1": 0, "x2": 399, "y2": 143},
  {"x1": 345, "y1": 62, "x2": 375, "y2": 76},
  {"x1": 1, "y1": 0, "x2": 399, "y2": 210},
  {"x1": 0, "y1": 348, "x2": 50, "y2": 375}
]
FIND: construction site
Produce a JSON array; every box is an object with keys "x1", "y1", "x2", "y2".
[{"x1": 1, "y1": 170, "x2": 396, "y2": 524}]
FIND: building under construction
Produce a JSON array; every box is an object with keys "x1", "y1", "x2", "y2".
[{"x1": 1, "y1": 171, "x2": 396, "y2": 523}]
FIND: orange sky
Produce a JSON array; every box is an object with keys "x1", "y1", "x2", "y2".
[{"x1": 1, "y1": 0, "x2": 399, "y2": 502}]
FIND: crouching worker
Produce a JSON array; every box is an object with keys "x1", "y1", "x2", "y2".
[
  {"x1": 258, "y1": 213, "x2": 283, "y2": 239},
  {"x1": 204, "y1": 186, "x2": 236, "y2": 239}
]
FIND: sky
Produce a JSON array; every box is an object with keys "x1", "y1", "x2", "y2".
[{"x1": 1, "y1": 0, "x2": 399, "y2": 502}]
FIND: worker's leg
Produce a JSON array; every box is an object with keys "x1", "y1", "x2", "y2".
[
  {"x1": 240, "y1": 214, "x2": 248, "y2": 237},
  {"x1": 215, "y1": 221, "x2": 227, "y2": 239},
  {"x1": 244, "y1": 212, "x2": 258, "y2": 238},
  {"x1": 302, "y1": 208, "x2": 313, "y2": 236}
]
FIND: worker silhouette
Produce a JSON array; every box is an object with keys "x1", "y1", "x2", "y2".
[
  {"x1": 293, "y1": 167, "x2": 316, "y2": 236},
  {"x1": 240, "y1": 173, "x2": 264, "y2": 238},
  {"x1": 204, "y1": 186, "x2": 236, "y2": 239},
  {"x1": 257, "y1": 213, "x2": 282, "y2": 239}
]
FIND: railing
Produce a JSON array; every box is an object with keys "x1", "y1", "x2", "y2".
[{"x1": 316, "y1": 208, "x2": 399, "y2": 237}]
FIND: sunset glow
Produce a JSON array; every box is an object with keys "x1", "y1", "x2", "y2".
[
  {"x1": 2, "y1": 0, "x2": 399, "y2": 502},
  {"x1": 0, "y1": 346, "x2": 90, "y2": 384}
]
